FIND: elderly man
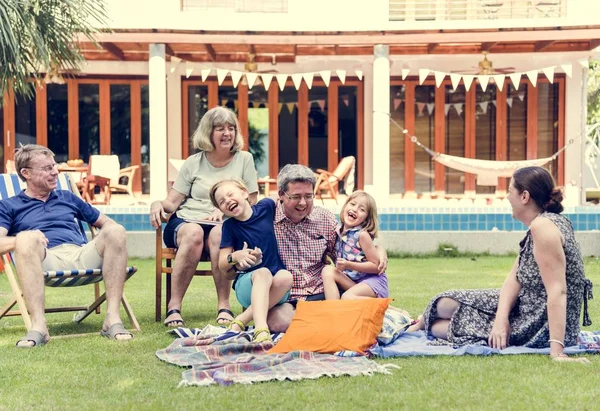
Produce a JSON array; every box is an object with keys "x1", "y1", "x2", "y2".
[
  {"x1": 0, "y1": 144, "x2": 133, "y2": 347},
  {"x1": 267, "y1": 164, "x2": 387, "y2": 332}
]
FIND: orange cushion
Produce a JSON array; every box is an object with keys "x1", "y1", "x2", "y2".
[{"x1": 268, "y1": 298, "x2": 391, "y2": 355}]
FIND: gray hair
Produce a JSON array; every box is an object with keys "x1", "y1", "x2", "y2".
[
  {"x1": 191, "y1": 106, "x2": 244, "y2": 152},
  {"x1": 277, "y1": 164, "x2": 316, "y2": 192},
  {"x1": 15, "y1": 144, "x2": 54, "y2": 182}
]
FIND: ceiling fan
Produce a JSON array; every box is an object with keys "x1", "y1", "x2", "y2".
[
  {"x1": 452, "y1": 52, "x2": 515, "y2": 75},
  {"x1": 244, "y1": 53, "x2": 278, "y2": 74}
]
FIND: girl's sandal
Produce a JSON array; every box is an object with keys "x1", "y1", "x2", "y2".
[
  {"x1": 252, "y1": 328, "x2": 272, "y2": 343},
  {"x1": 227, "y1": 319, "x2": 247, "y2": 332}
]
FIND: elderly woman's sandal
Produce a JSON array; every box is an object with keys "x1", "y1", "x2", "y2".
[{"x1": 253, "y1": 328, "x2": 272, "y2": 343}]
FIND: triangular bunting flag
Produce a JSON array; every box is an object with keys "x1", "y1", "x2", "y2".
[
  {"x1": 453, "y1": 103, "x2": 463, "y2": 115},
  {"x1": 426, "y1": 103, "x2": 435, "y2": 115},
  {"x1": 450, "y1": 73, "x2": 462, "y2": 91},
  {"x1": 491, "y1": 101, "x2": 497, "y2": 107},
  {"x1": 200, "y1": 68, "x2": 211, "y2": 82},
  {"x1": 401, "y1": 68, "x2": 410, "y2": 80},
  {"x1": 246, "y1": 72, "x2": 258, "y2": 89},
  {"x1": 541, "y1": 66, "x2": 555, "y2": 83},
  {"x1": 291, "y1": 73, "x2": 303, "y2": 90},
  {"x1": 276, "y1": 74, "x2": 288, "y2": 91},
  {"x1": 342, "y1": 95, "x2": 349, "y2": 107},
  {"x1": 492, "y1": 74, "x2": 505, "y2": 91},
  {"x1": 462, "y1": 75, "x2": 475, "y2": 91},
  {"x1": 355, "y1": 69, "x2": 363, "y2": 81},
  {"x1": 478, "y1": 75, "x2": 490, "y2": 92},
  {"x1": 393, "y1": 98, "x2": 402, "y2": 111},
  {"x1": 185, "y1": 67, "x2": 194, "y2": 78},
  {"x1": 261, "y1": 73, "x2": 274, "y2": 90},
  {"x1": 444, "y1": 104, "x2": 451, "y2": 116},
  {"x1": 216, "y1": 68, "x2": 228, "y2": 85},
  {"x1": 303, "y1": 72, "x2": 314, "y2": 89},
  {"x1": 507, "y1": 97, "x2": 513, "y2": 108},
  {"x1": 434, "y1": 71, "x2": 445, "y2": 88},
  {"x1": 336, "y1": 70, "x2": 346, "y2": 84},
  {"x1": 221, "y1": 98, "x2": 228, "y2": 107},
  {"x1": 286, "y1": 102, "x2": 295, "y2": 113},
  {"x1": 561, "y1": 63, "x2": 573, "y2": 78},
  {"x1": 278, "y1": 103, "x2": 284, "y2": 114},
  {"x1": 416, "y1": 102, "x2": 426, "y2": 115},
  {"x1": 418, "y1": 69, "x2": 430, "y2": 85},
  {"x1": 480, "y1": 101, "x2": 489, "y2": 114},
  {"x1": 509, "y1": 72, "x2": 521, "y2": 88},
  {"x1": 230, "y1": 71, "x2": 243, "y2": 88},
  {"x1": 579, "y1": 59, "x2": 589, "y2": 69},
  {"x1": 525, "y1": 69, "x2": 538, "y2": 86},
  {"x1": 317, "y1": 99, "x2": 326, "y2": 111},
  {"x1": 319, "y1": 71, "x2": 331, "y2": 87},
  {"x1": 517, "y1": 92, "x2": 525, "y2": 102}
]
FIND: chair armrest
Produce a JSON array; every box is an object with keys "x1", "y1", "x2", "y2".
[{"x1": 119, "y1": 165, "x2": 140, "y2": 176}]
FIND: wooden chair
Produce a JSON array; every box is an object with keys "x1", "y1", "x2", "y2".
[
  {"x1": 0, "y1": 173, "x2": 141, "y2": 334},
  {"x1": 155, "y1": 214, "x2": 212, "y2": 322},
  {"x1": 110, "y1": 165, "x2": 140, "y2": 204},
  {"x1": 314, "y1": 156, "x2": 356, "y2": 203},
  {"x1": 83, "y1": 155, "x2": 121, "y2": 205}
]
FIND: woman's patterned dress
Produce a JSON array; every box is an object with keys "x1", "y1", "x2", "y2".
[{"x1": 422, "y1": 212, "x2": 593, "y2": 347}]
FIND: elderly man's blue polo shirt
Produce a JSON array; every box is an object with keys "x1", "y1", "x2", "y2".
[{"x1": 0, "y1": 190, "x2": 100, "y2": 248}]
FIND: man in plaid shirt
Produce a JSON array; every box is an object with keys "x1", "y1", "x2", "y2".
[{"x1": 265, "y1": 164, "x2": 387, "y2": 332}]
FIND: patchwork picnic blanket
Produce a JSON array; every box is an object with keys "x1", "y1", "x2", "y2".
[
  {"x1": 157, "y1": 326, "x2": 398, "y2": 387},
  {"x1": 369, "y1": 330, "x2": 600, "y2": 358}
]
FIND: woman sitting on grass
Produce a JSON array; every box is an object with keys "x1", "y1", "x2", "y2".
[
  {"x1": 210, "y1": 179, "x2": 292, "y2": 343},
  {"x1": 408, "y1": 166, "x2": 593, "y2": 363}
]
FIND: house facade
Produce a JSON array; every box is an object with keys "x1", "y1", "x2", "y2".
[{"x1": 2, "y1": 0, "x2": 599, "y2": 205}]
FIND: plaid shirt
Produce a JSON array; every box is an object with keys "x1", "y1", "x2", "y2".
[{"x1": 274, "y1": 202, "x2": 337, "y2": 300}]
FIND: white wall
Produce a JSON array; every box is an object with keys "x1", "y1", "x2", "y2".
[{"x1": 101, "y1": 0, "x2": 599, "y2": 32}]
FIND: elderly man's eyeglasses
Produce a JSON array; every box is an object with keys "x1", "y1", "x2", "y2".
[
  {"x1": 24, "y1": 163, "x2": 58, "y2": 173},
  {"x1": 283, "y1": 192, "x2": 315, "y2": 202}
]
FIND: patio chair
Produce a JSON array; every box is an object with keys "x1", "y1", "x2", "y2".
[
  {"x1": 155, "y1": 213, "x2": 212, "y2": 322},
  {"x1": 313, "y1": 156, "x2": 356, "y2": 204},
  {"x1": 109, "y1": 165, "x2": 140, "y2": 204},
  {"x1": 83, "y1": 155, "x2": 121, "y2": 205},
  {"x1": 0, "y1": 173, "x2": 140, "y2": 334}
]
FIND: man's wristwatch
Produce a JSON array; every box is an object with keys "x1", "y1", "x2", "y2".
[{"x1": 227, "y1": 253, "x2": 237, "y2": 266}]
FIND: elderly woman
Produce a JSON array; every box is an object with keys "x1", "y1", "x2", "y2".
[
  {"x1": 409, "y1": 166, "x2": 593, "y2": 363},
  {"x1": 150, "y1": 107, "x2": 258, "y2": 327}
]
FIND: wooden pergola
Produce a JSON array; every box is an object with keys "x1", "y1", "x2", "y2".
[{"x1": 78, "y1": 26, "x2": 600, "y2": 62}]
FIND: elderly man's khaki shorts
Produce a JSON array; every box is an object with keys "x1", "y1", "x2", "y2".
[{"x1": 42, "y1": 242, "x2": 103, "y2": 271}]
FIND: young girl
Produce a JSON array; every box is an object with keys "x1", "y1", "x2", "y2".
[
  {"x1": 209, "y1": 179, "x2": 292, "y2": 343},
  {"x1": 322, "y1": 190, "x2": 389, "y2": 300}
]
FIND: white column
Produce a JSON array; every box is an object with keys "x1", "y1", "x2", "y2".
[
  {"x1": 564, "y1": 66, "x2": 585, "y2": 206},
  {"x1": 369, "y1": 44, "x2": 390, "y2": 203},
  {"x1": 149, "y1": 43, "x2": 168, "y2": 200},
  {"x1": 167, "y1": 69, "x2": 182, "y2": 161},
  {"x1": 363, "y1": 65, "x2": 374, "y2": 187}
]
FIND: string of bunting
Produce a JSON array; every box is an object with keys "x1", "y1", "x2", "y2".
[
  {"x1": 414, "y1": 58, "x2": 589, "y2": 91},
  {"x1": 171, "y1": 60, "x2": 365, "y2": 90}
]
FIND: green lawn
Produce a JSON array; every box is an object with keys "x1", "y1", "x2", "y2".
[{"x1": 1, "y1": 257, "x2": 599, "y2": 410}]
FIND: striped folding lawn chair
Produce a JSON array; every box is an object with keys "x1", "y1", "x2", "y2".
[{"x1": 0, "y1": 172, "x2": 140, "y2": 333}]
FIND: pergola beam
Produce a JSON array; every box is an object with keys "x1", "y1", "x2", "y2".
[
  {"x1": 481, "y1": 42, "x2": 498, "y2": 52},
  {"x1": 427, "y1": 43, "x2": 439, "y2": 53},
  {"x1": 205, "y1": 44, "x2": 216, "y2": 61},
  {"x1": 102, "y1": 42, "x2": 124, "y2": 60},
  {"x1": 534, "y1": 40, "x2": 556, "y2": 52}
]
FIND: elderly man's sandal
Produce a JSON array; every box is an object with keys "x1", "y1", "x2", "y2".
[
  {"x1": 101, "y1": 323, "x2": 134, "y2": 341},
  {"x1": 16, "y1": 330, "x2": 48, "y2": 348}
]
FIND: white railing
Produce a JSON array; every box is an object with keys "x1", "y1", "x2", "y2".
[
  {"x1": 389, "y1": 0, "x2": 566, "y2": 21},
  {"x1": 181, "y1": 0, "x2": 288, "y2": 13}
]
